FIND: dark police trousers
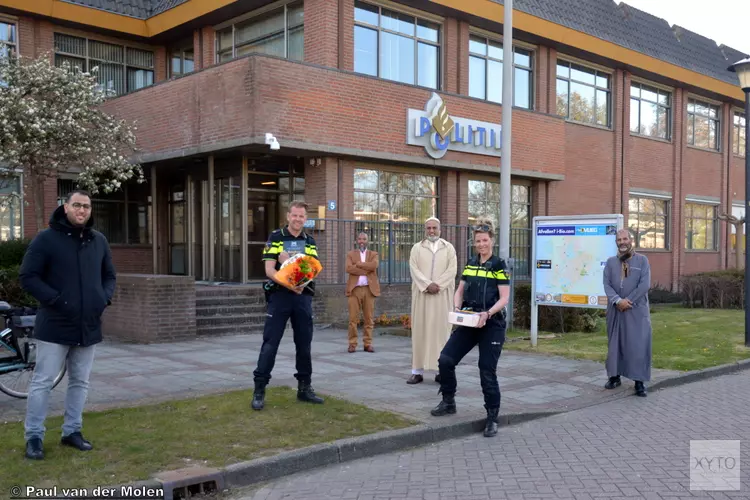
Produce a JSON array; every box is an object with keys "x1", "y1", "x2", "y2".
[
  {"x1": 438, "y1": 316, "x2": 506, "y2": 409},
  {"x1": 253, "y1": 290, "x2": 313, "y2": 386}
]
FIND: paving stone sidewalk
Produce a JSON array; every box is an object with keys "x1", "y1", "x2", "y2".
[{"x1": 0, "y1": 327, "x2": 680, "y2": 424}]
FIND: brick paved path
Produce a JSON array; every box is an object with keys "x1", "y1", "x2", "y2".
[
  {"x1": 230, "y1": 371, "x2": 750, "y2": 500},
  {"x1": 1, "y1": 328, "x2": 679, "y2": 425}
]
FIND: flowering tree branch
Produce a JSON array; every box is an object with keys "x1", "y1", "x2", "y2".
[{"x1": 0, "y1": 52, "x2": 143, "y2": 232}]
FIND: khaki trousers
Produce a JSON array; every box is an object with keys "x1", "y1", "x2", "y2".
[{"x1": 348, "y1": 286, "x2": 375, "y2": 347}]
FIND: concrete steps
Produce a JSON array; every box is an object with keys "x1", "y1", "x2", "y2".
[{"x1": 195, "y1": 285, "x2": 267, "y2": 337}]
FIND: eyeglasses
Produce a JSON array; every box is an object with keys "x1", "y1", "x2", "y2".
[
  {"x1": 473, "y1": 224, "x2": 491, "y2": 232},
  {"x1": 70, "y1": 203, "x2": 92, "y2": 210}
]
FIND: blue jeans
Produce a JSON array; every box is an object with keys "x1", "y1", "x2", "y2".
[{"x1": 24, "y1": 340, "x2": 96, "y2": 441}]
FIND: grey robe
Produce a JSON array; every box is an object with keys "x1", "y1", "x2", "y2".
[{"x1": 602, "y1": 252, "x2": 652, "y2": 382}]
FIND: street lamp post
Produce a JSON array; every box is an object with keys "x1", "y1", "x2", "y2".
[{"x1": 728, "y1": 57, "x2": 750, "y2": 347}]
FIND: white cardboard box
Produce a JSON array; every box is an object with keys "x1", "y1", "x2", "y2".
[{"x1": 448, "y1": 311, "x2": 481, "y2": 328}]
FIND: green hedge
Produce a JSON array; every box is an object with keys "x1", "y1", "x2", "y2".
[
  {"x1": 0, "y1": 240, "x2": 36, "y2": 308},
  {"x1": 680, "y1": 270, "x2": 743, "y2": 309}
]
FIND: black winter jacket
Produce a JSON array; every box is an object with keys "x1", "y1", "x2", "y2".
[{"x1": 19, "y1": 205, "x2": 117, "y2": 347}]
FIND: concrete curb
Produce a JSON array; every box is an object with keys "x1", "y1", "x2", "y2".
[
  {"x1": 98, "y1": 358, "x2": 750, "y2": 497},
  {"x1": 222, "y1": 409, "x2": 556, "y2": 488},
  {"x1": 649, "y1": 358, "x2": 750, "y2": 392}
]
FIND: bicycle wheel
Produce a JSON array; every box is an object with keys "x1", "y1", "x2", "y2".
[{"x1": 0, "y1": 337, "x2": 67, "y2": 399}]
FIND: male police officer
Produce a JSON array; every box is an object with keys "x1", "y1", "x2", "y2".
[{"x1": 251, "y1": 200, "x2": 324, "y2": 410}]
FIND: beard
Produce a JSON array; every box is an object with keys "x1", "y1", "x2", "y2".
[
  {"x1": 618, "y1": 243, "x2": 633, "y2": 260},
  {"x1": 427, "y1": 235, "x2": 440, "y2": 242}
]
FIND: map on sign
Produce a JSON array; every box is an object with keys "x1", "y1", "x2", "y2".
[{"x1": 532, "y1": 215, "x2": 623, "y2": 309}]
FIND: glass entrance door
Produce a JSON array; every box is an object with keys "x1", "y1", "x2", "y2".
[
  {"x1": 247, "y1": 191, "x2": 279, "y2": 279},
  {"x1": 168, "y1": 184, "x2": 186, "y2": 275},
  {"x1": 214, "y1": 176, "x2": 242, "y2": 282}
]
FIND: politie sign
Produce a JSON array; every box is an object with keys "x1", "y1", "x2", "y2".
[{"x1": 406, "y1": 92, "x2": 503, "y2": 159}]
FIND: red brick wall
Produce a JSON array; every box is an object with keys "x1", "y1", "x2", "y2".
[
  {"x1": 111, "y1": 247, "x2": 154, "y2": 274},
  {"x1": 304, "y1": 0, "x2": 338, "y2": 67}
]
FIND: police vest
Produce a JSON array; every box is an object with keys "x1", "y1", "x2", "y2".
[{"x1": 460, "y1": 255, "x2": 510, "y2": 311}]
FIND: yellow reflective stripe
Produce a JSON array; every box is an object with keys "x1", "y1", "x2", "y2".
[
  {"x1": 305, "y1": 246, "x2": 318, "y2": 257},
  {"x1": 494, "y1": 270, "x2": 509, "y2": 280}
]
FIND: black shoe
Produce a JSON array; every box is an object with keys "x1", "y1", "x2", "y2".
[
  {"x1": 61, "y1": 432, "x2": 93, "y2": 451},
  {"x1": 434, "y1": 374, "x2": 441, "y2": 384},
  {"x1": 406, "y1": 374, "x2": 424, "y2": 385},
  {"x1": 634, "y1": 381, "x2": 647, "y2": 397},
  {"x1": 604, "y1": 376, "x2": 621, "y2": 389},
  {"x1": 297, "y1": 383, "x2": 324, "y2": 404},
  {"x1": 430, "y1": 394, "x2": 456, "y2": 416},
  {"x1": 483, "y1": 407, "x2": 500, "y2": 437},
  {"x1": 251, "y1": 387, "x2": 265, "y2": 411},
  {"x1": 25, "y1": 438, "x2": 44, "y2": 460}
]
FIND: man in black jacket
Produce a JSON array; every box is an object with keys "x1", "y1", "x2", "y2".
[{"x1": 19, "y1": 189, "x2": 116, "y2": 460}]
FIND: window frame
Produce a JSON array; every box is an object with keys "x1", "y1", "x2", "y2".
[
  {"x1": 684, "y1": 199, "x2": 719, "y2": 252},
  {"x1": 467, "y1": 28, "x2": 535, "y2": 110},
  {"x1": 168, "y1": 38, "x2": 195, "y2": 78},
  {"x1": 0, "y1": 16, "x2": 18, "y2": 59},
  {"x1": 352, "y1": 0, "x2": 444, "y2": 90},
  {"x1": 730, "y1": 202, "x2": 745, "y2": 252},
  {"x1": 555, "y1": 56, "x2": 613, "y2": 129},
  {"x1": 0, "y1": 172, "x2": 24, "y2": 242},
  {"x1": 733, "y1": 109, "x2": 746, "y2": 158},
  {"x1": 52, "y1": 31, "x2": 155, "y2": 96},
  {"x1": 629, "y1": 78, "x2": 673, "y2": 142},
  {"x1": 686, "y1": 95, "x2": 722, "y2": 152},
  {"x1": 353, "y1": 167, "x2": 439, "y2": 222},
  {"x1": 627, "y1": 192, "x2": 671, "y2": 250},
  {"x1": 56, "y1": 179, "x2": 152, "y2": 246},
  {"x1": 214, "y1": 0, "x2": 305, "y2": 63}
]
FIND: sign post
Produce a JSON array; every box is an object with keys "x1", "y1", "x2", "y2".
[{"x1": 530, "y1": 214, "x2": 624, "y2": 347}]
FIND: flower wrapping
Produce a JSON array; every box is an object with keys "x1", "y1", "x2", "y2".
[{"x1": 276, "y1": 253, "x2": 323, "y2": 290}]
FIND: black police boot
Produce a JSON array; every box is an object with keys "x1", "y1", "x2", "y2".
[
  {"x1": 251, "y1": 384, "x2": 266, "y2": 411},
  {"x1": 483, "y1": 406, "x2": 500, "y2": 437},
  {"x1": 604, "y1": 376, "x2": 621, "y2": 389},
  {"x1": 297, "y1": 381, "x2": 324, "y2": 404},
  {"x1": 430, "y1": 392, "x2": 457, "y2": 416}
]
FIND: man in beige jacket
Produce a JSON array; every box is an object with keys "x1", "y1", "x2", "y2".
[
  {"x1": 345, "y1": 232, "x2": 380, "y2": 353},
  {"x1": 407, "y1": 217, "x2": 457, "y2": 384}
]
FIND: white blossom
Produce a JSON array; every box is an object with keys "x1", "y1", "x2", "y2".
[{"x1": 0, "y1": 52, "x2": 143, "y2": 231}]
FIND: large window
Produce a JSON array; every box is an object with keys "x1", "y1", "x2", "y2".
[
  {"x1": 169, "y1": 38, "x2": 195, "y2": 77},
  {"x1": 555, "y1": 60, "x2": 611, "y2": 127},
  {"x1": 353, "y1": 169, "x2": 438, "y2": 222},
  {"x1": 468, "y1": 180, "x2": 531, "y2": 277},
  {"x1": 353, "y1": 1, "x2": 440, "y2": 89},
  {"x1": 734, "y1": 112, "x2": 746, "y2": 157},
  {"x1": 468, "y1": 35, "x2": 533, "y2": 109},
  {"x1": 57, "y1": 180, "x2": 152, "y2": 245},
  {"x1": 684, "y1": 202, "x2": 717, "y2": 251},
  {"x1": 627, "y1": 195, "x2": 669, "y2": 249},
  {"x1": 53, "y1": 33, "x2": 154, "y2": 96},
  {"x1": 687, "y1": 98, "x2": 720, "y2": 150},
  {"x1": 630, "y1": 82, "x2": 671, "y2": 140},
  {"x1": 0, "y1": 20, "x2": 16, "y2": 59},
  {"x1": 731, "y1": 204, "x2": 745, "y2": 251},
  {"x1": 0, "y1": 176, "x2": 21, "y2": 241},
  {"x1": 216, "y1": 1, "x2": 304, "y2": 63}
]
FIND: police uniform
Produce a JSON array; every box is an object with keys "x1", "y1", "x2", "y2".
[
  {"x1": 432, "y1": 253, "x2": 510, "y2": 435},
  {"x1": 251, "y1": 226, "x2": 323, "y2": 410}
]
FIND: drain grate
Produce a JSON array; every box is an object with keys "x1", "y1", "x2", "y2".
[{"x1": 171, "y1": 479, "x2": 220, "y2": 499}]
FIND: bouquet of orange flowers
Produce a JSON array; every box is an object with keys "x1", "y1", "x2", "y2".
[{"x1": 276, "y1": 253, "x2": 323, "y2": 291}]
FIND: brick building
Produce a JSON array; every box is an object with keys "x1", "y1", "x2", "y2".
[{"x1": 1, "y1": 0, "x2": 748, "y2": 295}]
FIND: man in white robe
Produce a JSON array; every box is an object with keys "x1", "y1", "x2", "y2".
[{"x1": 407, "y1": 218, "x2": 457, "y2": 384}]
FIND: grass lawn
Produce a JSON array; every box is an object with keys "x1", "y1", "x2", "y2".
[
  {"x1": 505, "y1": 306, "x2": 750, "y2": 372},
  {"x1": 0, "y1": 387, "x2": 415, "y2": 492}
]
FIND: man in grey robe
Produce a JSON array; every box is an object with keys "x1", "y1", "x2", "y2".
[{"x1": 602, "y1": 229, "x2": 652, "y2": 397}]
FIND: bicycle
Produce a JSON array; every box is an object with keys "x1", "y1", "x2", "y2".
[{"x1": 0, "y1": 301, "x2": 66, "y2": 398}]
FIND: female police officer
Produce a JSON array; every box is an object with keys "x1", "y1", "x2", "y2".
[{"x1": 429, "y1": 218, "x2": 511, "y2": 437}]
